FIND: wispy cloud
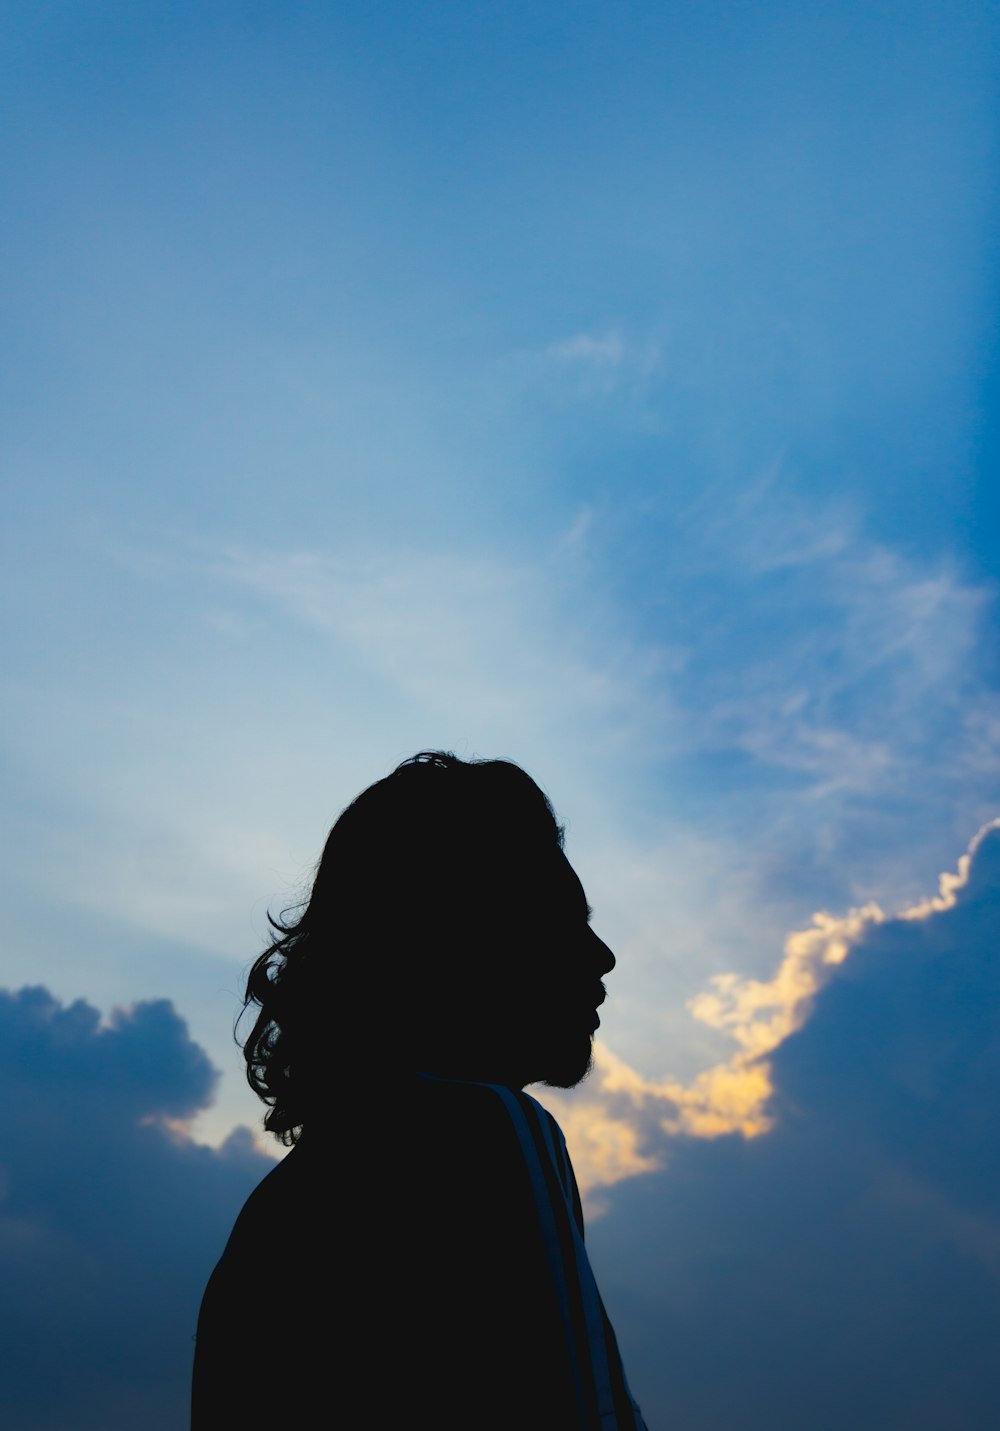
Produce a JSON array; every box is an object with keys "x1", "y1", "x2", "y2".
[
  {"x1": 500, "y1": 327, "x2": 664, "y2": 415},
  {"x1": 662, "y1": 482, "x2": 995, "y2": 797},
  {"x1": 204, "y1": 539, "x2": 675, "y2": 770}
]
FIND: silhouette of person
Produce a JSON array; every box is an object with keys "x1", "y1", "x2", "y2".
[{"x1": 191, "y1": 751, "x2": 648, "y2": 1429}]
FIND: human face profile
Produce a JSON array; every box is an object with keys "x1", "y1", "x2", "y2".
[{"x1": 511, "y1": 850, "x2": 616, "y2": 1090}]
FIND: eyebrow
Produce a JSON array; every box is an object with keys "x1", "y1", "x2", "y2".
[{"x1": 586, "y1": 903, "x2": 594, "y2": 921}]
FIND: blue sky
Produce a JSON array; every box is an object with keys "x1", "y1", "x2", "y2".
[{"x1": 2, "y1": 3, "x2": 999, "y2": 1426}]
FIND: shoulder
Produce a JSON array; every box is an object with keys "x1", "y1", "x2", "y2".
[
  {"x1": 223, "y1": 1142, "x2": 309, "y2": 1236},
  {"x1": 197, "y1": 1146, "x2": 305, "y2": 1306}
]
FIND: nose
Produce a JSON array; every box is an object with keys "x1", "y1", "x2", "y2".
[{"x1": 589, "y1": 928, "x2": 616, "y2": 976}]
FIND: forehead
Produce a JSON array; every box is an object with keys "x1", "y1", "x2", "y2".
[{"x1": 515, "y1": 847, "x2": 590, "y2": 916}]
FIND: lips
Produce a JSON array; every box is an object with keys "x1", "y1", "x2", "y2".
[{"x1": 590, "y1": 987, "x2": 606, "y2": 1030}]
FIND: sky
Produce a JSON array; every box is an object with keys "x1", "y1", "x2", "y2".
[{"x1": 2, "y1": 2, "x2": 998, "y2": 1426}]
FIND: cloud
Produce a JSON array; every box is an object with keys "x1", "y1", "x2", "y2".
[
  {"x1": 544, "y1": 819, "x2": 1000, "y2": 1202},
  {"x1": 560, "y1": 820, "x2": 1000, "y2": 1430},
  {"x1": 546, "y1": 332, "x2": 632, "y2": 366},
  {"x1": 198, "y1": 539, "x2": 678, "y2": 813},
  {"x1": 500, "y1": 326, "x2": 664, "y2": 414},
  {"x1": 0, "y1": 987, "x2": 271, "y2": 1431},
  {"x1": 664, "y1": 478, "x2": 995, "y2": 802}
]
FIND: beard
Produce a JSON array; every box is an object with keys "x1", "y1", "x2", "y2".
[{"x1": 537, "y1": 1031, "x2": 595, "y2": 1090}]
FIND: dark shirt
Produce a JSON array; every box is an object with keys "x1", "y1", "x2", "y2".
[{"x1": 192, "y1": 1075, "x2": 646, "y2": 1429}]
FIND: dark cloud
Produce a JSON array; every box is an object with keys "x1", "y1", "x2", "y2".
[
  {"x1": 1, "y1": 986, "x2": 272, "y2": 1431},
  {"x1": 589, "y1": 826, "x2": 1000, "y2": 1430}
]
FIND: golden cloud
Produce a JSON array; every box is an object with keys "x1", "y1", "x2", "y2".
[{"x1": 538, "y1": 818, "x2": 1000, "y2": 1211}]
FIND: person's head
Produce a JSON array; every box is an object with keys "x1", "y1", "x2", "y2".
[{"x1": 241, "y1": 751, "x2": 615, "y2": 1142}]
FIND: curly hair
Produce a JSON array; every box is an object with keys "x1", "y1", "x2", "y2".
[{"x1": 239, "y1": 751, "x2": 564, "y2": 1144}]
